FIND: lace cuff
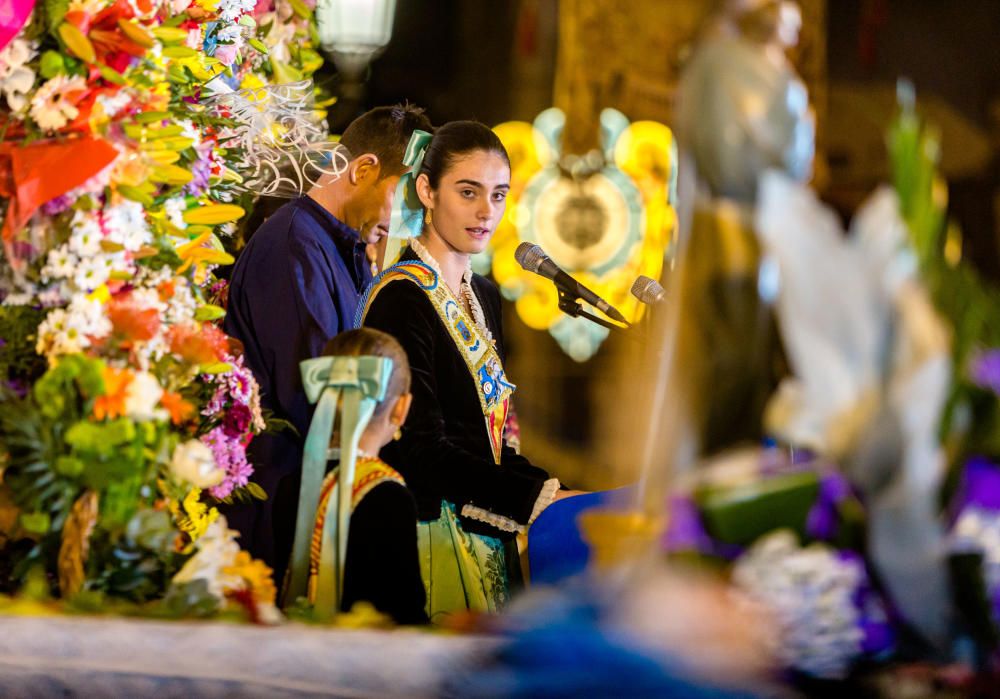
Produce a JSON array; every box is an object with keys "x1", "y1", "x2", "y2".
[
  {"x1": 528, "y1": 478, "x2": 561, "y2": 524},
  {"x1": 460, "y1": 504, "x2": 524, "y2": 534},
  {"x1": 460, "y1": 478, "x2": 561, "y2": 534}
]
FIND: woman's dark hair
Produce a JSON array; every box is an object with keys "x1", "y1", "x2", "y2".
[
  {"x1": 321, "y1": 328, "x2": 411, "y2": 418},
  {"x1": 419, "y1": 120, "x2": 510, "y2": 189}
]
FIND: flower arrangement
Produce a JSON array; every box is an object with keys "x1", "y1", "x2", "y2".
[
  {"x1": 662, "y1": 446, "x2": 891, "y2": 679},
  {"x1": 0, "y1": 0, "x2": 326, "y2": 617},
  {"x1": 886, "y1": 85, "x2": 1000, "y2": 660}
]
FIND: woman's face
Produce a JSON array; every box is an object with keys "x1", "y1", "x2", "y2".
[{"x1": 417, "y1": 149, "x2": 510, "y2": 256}]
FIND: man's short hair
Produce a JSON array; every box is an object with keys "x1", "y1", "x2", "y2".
[{"x1": 338, "y1": 104, "x2": 433, "y2": 179}]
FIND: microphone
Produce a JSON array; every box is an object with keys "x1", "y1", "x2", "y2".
[
  {"x1": 630, "y1": 275, "x2": 665, "y2": 305},
  {"x1": 515, "y1": 242, "x2": 627, "y2": 323}
]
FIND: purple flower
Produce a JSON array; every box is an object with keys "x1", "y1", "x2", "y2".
[
  {"x1": 41, "y1": 195, "x2": 73, "y2": 216},
  {"x1": 201, "y1": 355, "x2": 256, "y2": 418},
  {"x1": 223, "y1": 402, "x2": 252, "y2": 438},
  {"x1": 10, "y1": 241, "x2": 35, "y2": 260},
  {"x1": 201, "y1": 426, "x2": 254, "y2": 499},
  {"x1": 970, "y1": 349, "x2": 1000, "y2": 395},
  {"x1": 4, "y1": 378, "x2": 29, "y2": 398},
  {"x1": 185, "y1": 141, "x2": 214, "y2": 196}
]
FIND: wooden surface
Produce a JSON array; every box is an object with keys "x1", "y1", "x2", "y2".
[{"x1": 0, "y1": 614, "x2": 494, "y2": 698}]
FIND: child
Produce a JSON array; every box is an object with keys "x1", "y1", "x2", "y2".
[{"x1": 296, "y1": 328, "x2": 427, "y2": 624}]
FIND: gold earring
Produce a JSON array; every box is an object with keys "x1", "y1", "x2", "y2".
[
  {"x1": 393, "y1": 428, "x2": 403, "y2": 441},
  {"x1": 424, "y1": 209, "x2": 433, "y2": 225}
]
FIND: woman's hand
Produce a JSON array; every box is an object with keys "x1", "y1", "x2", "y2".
[{"x1": 552, "y1": 489, "x2": 588, "y2": 502}]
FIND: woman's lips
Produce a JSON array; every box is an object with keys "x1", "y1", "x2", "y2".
[{"x1": 466, "y1": 227, "x2": 490, "y2": 239}]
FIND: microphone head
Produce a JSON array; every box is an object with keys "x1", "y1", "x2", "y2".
[
  {"x1": 631, "y1": 275, "x2": 665, "y2": 304},
  {"x1": 514, "y1": 242, "x2": 547, "y2": 273}
]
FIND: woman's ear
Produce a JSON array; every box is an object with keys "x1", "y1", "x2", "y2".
[
  {"x1": 391, "y1": 392, "x2": 413, "y2": 427},
  {"x1": 350, "y1": 154, "x2": 380, "y2": 185},
  {"x1": 415, "y1": 172, "x2": 434, "y2": 210}
]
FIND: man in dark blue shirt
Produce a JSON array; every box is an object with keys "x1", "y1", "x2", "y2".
[{"x1": 224, "y1": 105, "x2": 433, "y2": 579}]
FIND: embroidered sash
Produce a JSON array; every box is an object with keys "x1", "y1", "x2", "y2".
[
  {"x1": 358, "y1": 261, "x2": 515, "y2": 464},
  {"x1": 308, "y1": 457, "x2": 406, "y2": 604}
]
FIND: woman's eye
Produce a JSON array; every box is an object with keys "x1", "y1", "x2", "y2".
[
  {"x1": 493, "y1": 192, "x2": 508, "y2": 202},
  {"x1": 461, "y1": 189, "x2": 475, "y2": 198}
]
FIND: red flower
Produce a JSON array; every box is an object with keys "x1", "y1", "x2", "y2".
[{"x1": 64, "y1": 0, "x2": 152, "y2": 73}]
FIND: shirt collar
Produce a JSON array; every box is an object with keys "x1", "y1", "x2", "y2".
[
  {"x1": 297, "y1": 195, "x2": 370, "y2": 287},
  {"x1": 298, "y1": 195, "x2": 362, "y2": 246}
]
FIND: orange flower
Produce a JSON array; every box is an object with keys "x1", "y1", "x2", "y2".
[
  {"x1": 156, "y1": 279, "x2": 176, "y2": 302},
  {"x1": 160, "y1": 391, "x2": 195, "y2": 425},
  {"x1": 166, "y1": 323, "x2": 230, "y2": 365},
  {"x1": 108, "y1": 292, "x2": 161, "y2": 344},
  {"x1": 92, "y1": 366, "x2": 132, "y2": 420}
]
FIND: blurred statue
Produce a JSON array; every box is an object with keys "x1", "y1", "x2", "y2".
[
  {"x1": 676, "y1": 0, "x2": 814, "y2": 203},
  {"x1": 670, "y1": 0, "x2": 814, "y2": 457}
]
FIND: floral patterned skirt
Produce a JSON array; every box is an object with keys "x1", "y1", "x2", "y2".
[{"x1": 417, "y1": 501, "x2": 508, "y2": 622}]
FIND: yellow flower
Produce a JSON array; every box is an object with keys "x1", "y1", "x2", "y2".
[
  {"x1": 239, "y1": 72, "x2": 266, "y2": 92},
  {"x1": 175, "y1": 231, "x2": 235, "y2": 284},
  {"x1": 167, "y1": 487, "x2": 219, "y2": 547},
  {"x1": 224, "y1": 550, "x2": 277, "y2": 606}
]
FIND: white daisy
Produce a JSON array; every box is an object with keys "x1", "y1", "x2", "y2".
[
  {"x1": 29, "y1": 75, "x2": 86, "y2": 132},
  {"x1": 41, "y1": 244, "x2": 78, "y2": 282},
  {"x1": 72, "y1": 255, "x2": 112, "y2": 291},
  {"x1": 164, "y1": 196, "x2": 188, "y2": 230},
  {"x1": 0, "y1": 38, "x2": 38, "y2": 113}
]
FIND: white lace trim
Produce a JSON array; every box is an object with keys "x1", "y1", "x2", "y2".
[
  {"x1": 409, "y1": 236, "x2": 492, "y2": 343},
  {"x1": 461, "y1": 503, "x2": 525, "y2": 534},
  {"x1": 459, "y1": 478, "x2": 561, "y2": 534},
  {"x1": 528, "y1": 478, "x2": 561, "y2": 524}
]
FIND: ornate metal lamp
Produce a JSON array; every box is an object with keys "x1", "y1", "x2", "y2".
[{"x1": 314, "y1": 0, "x2": 396, "y2": 103}]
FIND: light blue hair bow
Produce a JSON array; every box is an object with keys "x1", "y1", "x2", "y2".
[
  {"x1": 284, "y1": 354, "x2": 393, "y2": 618},
  {"x1": 385, "y1": 128, "x2": 433, "y2": 265}
]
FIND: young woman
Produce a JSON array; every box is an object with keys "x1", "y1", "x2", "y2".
[{"x1": 359, "y1": 121, "x2": 579, "y2": 618}]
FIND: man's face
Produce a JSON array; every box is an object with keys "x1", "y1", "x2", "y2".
[{"x1": 353, "y1": 173, "x2": 401, "y2": 246}]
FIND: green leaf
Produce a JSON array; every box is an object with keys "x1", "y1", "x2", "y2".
[
  {"x1": 97, "y1": 64, "x2": 127, "y2": 86},
  {"x1": 39, "y1": 50, "x2": 66, "y2": 78},
  {"x1": 193, "y1": 304, "x2": 226, "y2": 321},
  {"x1": 118, "y1": 184, "x2": 155, "y2": 207},
  {"x1": 44, "y1": 0, "x2": 70, "y2": 31},
  {"x1": 289, "y1": 0, "x2": 311, "y2": 19},
  {"x1": 245, "y1": 482, "x2": 267, "y2": 500},
  {"x1": 20, "y1": 511, "x2": 51, "y2": 535},
  {"x1": 134, "y1": 111, "x2": 171, "y2": 124},
  {"x1": 54, "y1": 456, "x2": 84, "y2": 477}
]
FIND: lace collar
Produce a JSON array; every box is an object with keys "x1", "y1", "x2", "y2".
[{"x1": 409, "y1": 237, "x2": 492, "y2": 341}]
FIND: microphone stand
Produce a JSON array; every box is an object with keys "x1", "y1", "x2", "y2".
[{"x1": 556, "y1": 288, "x2": 632, "y2": 334}]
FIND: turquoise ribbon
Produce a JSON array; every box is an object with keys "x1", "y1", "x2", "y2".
[
  {"x1": 385, "y1": 128, "x2": 433, "y2": 265},
  {"x1": 284, "y1": 355, "x2": 393, "y2": 619}
]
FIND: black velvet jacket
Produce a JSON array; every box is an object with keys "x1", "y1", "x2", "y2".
[
  {"x1": 275, "y1": 469, "x2": 427, "y2": 625},
  {"x1": 340, "y1": 480, "x2": 427, "y2": 625},
  {"x1": 364, "y1": 249, "x2": 550, "y2": 540}
]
